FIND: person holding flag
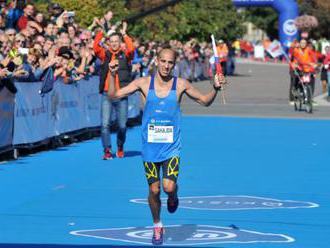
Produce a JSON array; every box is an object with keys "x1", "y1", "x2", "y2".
[{"x1": 107, "y1": 45, "x2": 226, "y2": 245}]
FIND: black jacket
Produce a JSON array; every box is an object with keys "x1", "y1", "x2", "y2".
[{"x1": 99, "y1": 50, "x2": 132, "y2": 94}]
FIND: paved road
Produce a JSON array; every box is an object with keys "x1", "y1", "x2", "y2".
[{"x1": 181, "y1": 60, "x2": 330, "y2": 119}]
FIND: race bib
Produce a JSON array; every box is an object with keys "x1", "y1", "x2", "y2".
[
  {"x1": 148, "y1": 124, "x2": 174, "y2": 143},
  {"x1": 302, "y1": 74, "x2": 310, "y2": 83}
]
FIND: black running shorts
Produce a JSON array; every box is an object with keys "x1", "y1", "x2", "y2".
[{"x1": 143, "y1": 156, "x2": 180, "y2": 185}]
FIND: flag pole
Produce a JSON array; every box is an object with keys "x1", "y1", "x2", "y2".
[{"x1": 211, "y1": 34, "x2": 227, "y2": 105}]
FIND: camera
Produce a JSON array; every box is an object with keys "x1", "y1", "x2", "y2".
[{"x1": 66, "y1": 11, "x2": 75, "y2": 18}]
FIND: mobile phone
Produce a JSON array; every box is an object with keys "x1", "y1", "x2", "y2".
[
  {"x1": 66, "y1": 11, "x2": 75, "y2": 18},
  {"x1": 6, "y1": 71, "x2": 13, "y2": 77},
  {"x1": 18, "y1": 47, "x2": 29, "y2": 55}
]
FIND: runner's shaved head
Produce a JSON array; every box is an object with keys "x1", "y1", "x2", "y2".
[{"x1": 157, "y1": 46, "x2": 177, "y2": 61}]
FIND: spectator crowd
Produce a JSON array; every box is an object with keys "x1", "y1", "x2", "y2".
[{"x1": 0, "y1": 1, "x2": 237, "y2": 95}]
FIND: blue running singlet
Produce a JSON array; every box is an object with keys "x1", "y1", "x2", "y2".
[{"x1": 141, "y1": 75, "x2": 181, "y2": 162}]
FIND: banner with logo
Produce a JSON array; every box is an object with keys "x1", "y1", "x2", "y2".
[
  {"x1": 12, "y1": 76, "x2": 141, "y2": 146},
  {"x1": 0, "y1": 87, "x2": 15, "y2": 149},
  {"x1": 266, "y1": 40, "x2": 284, "y2": 58}
]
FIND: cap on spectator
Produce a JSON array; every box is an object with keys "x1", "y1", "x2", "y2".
[
  {"x1": 58, "y1": 46, "x2": 74, "y2": 60},
  {"x1": 52, "y1": 3, "x2": 62, "y2": 10},
  {"x1": 218, "y1": 39, "x2": 224, "y2": 44},
  {"x1": 48, "y1": 3, "x2": 64, "y2": 15}
]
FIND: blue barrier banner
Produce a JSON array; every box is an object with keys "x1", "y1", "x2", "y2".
[
  {"x1": 12, "y1": 76, "x2": 141, "y2": 146},
  {"x1": 79, "y1": 77, "x2": 101, "y2": 128},
  {"x1": 52, "y1": 80, "x2": 85, "y2": 134},
  {"x1": 13, "y1": 82, "x2": 52, "y2": 145},
  {"x1": 0, "y1": 88, "x2": 15, "y2": 149}
]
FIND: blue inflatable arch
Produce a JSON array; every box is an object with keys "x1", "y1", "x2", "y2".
[{"x1": 232, "y1": 0, "x2": 299, "y2": 48}]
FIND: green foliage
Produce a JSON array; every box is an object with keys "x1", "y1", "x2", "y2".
[
  {"x1": 32, "y1": 0, "x2": 49, "y2": 15},
  {"x1": 34, "y1": 0, "x2": 245, "y2": 42},
  {"x1": 129, "y1": 0, "x2": 245, "y2": 42},
  {"x1": 34, "y1": 0, "x2": 128, "y2": 28},
  {"x1": 298, "y1": 0, "x2": 330, "y2": 39}
]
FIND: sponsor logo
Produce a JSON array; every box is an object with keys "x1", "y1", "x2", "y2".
[
  {"x1": 283, "y1": 19, "x2": 297, "y2": 36},
  {"x1": 130, "y1": 195, "x2": 319, "y2": 210},
  {"x1": 71, "y1": 224, "x2": 294, "y2": 245}
]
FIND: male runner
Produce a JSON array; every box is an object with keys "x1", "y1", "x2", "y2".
[{"x1": 108, "y1": 46, "x2": 226, "y2": 245}]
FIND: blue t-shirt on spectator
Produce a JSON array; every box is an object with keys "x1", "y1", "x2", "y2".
[{"x1": 5, "y1": 8, "x2": 23, "y2": 29}]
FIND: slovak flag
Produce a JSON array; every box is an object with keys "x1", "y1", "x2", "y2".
[{"x1": 266, "y1": 40, "x2": 284, "y2": 58}]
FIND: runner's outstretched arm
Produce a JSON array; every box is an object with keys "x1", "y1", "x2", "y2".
[
  {"x1": 184, "y1": 74, "x2": 226, "y2": 106},
  {"x1": 108, "y1": 72, "x2": 143, "y2": 99}
]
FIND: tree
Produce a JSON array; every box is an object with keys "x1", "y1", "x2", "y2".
[
  {"x1": 297, "y1": 0, "x2": 330, "y2": 39},
  {"x1": 128, "y1": 0, "x2": 245, "y2": 42},
  {"x1": 34, "y1": 0, "x2": 128, "y2": 28},
  {"x1": 34, "y1": 0, "x2": 245, "y2": 42}
]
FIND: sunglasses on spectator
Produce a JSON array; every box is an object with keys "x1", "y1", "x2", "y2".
[
  {"x1": 15, "y1": 39, "x2": 25, "y2": 43},
  {"x1": 73, "y1": 43, "x2": 81, "y2": 47},
  {"x1": 7, "y1": 33, "x2": 16, "y2": 36}
]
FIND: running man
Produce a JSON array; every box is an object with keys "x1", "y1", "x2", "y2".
[{"x1": 108, "y1": 46, "x2": 226, "y2": 245}]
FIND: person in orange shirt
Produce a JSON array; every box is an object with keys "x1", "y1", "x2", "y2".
[
  {"x1": 216, "y1": 39, "x2": 228, "y2": 75},
  {"x1": 93, "y1": 21, "x2": 134, "y2": 160},
  {"x1": 291, "y1": 39, "x2": 317, "y2": 95}
]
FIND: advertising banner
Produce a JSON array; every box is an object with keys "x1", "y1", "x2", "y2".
[
  {"x1": 266, "y1": 40, "x2": 284, "y2": 58},
  {"x1": 52, "y1": 80, "x2": 85, "y2": 134},
  {"x1": 11, "y1": 76, "x2": 141, "y2": 146},
  {"x1": 13, "y1": 82, "x2": 52, "y2": 145},
  {"x1": 79, "y1": 77, "x2": 101, "y2": 128},
  {"x1": 0, "y1": 87, "x2": 15, "y2": 149}
]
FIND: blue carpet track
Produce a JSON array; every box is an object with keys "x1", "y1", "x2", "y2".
[{"x1": 0, "y1": 116, "x2": 329, "y2": 247}]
